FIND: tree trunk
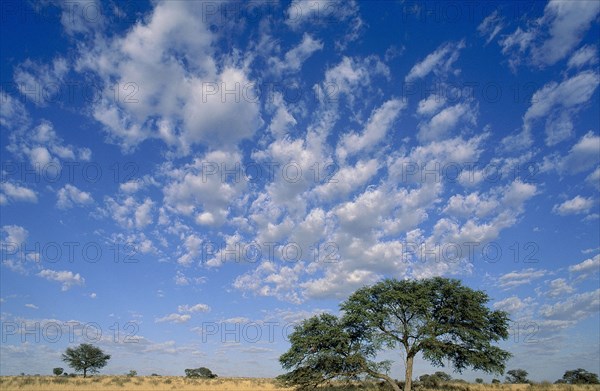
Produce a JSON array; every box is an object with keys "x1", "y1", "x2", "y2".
[
  {"x1": 83, "y1": 368, "x2": 87, "y2": 378},
  {"x1": 404, "y1": 355, "x2": 414, "y2": 391}
]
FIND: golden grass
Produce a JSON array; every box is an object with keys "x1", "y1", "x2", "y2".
[
  {"x1": 0, "y1": 376, "x2": 292, "y2": 391},
  {"x1": 0, "y1": 376, "x2": 599, "y2": 391}
]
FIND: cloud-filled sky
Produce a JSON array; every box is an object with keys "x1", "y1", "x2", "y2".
[{"x1": 1, "y1": 0, "x2": 599, "y2": 382}]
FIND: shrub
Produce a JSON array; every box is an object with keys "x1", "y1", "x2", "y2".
[
  {"x1": 184, "y1": 367, "x2": 217, "y2": 378},
  {"x1": 53, "y1": 368, "x2": 64, "y2": 376}
]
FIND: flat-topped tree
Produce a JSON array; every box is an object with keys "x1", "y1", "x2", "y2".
[
  {"x1": 62, "y1": 343, "x2": 110, "y2": 378},
  {"x1": 279, "y1": 277, "x2": 511, "y2": 391},
  {"x1": 341, "y1": 277, "x2": 511, "y2": 391}
]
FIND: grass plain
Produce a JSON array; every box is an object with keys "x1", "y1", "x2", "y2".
[{"x1": 1, "y1": 376, "x2": 599, "y2": 391}]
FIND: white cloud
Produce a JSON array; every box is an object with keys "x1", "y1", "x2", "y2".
[
  {"x1": 531, "y1": 0, "x2": 600, "y2": 65},
  {"x1": 478, "y1": 10, "x2": 504, "y2": 45},
  {"x1": 177, "y1": 234, "x2": 203, "y2": 266},
  {"x1": 134, "y1": 198, "x2": 154, "y2": 228},
  {"x1": 405, "y1": 40, "x2": 465, "y2": 82},
  {"x1": 0, "y1": 91, "x2": 30, "y2": 131},
  {"x1": 569, "y1": 254, "x2": 600, "y2": 276},
  {"x1": 317, "y1": 56, "x2": 389, "y2": 106},
  {"x1": 233, "y1": 261, "x2": 306, "y2": 304},
  {"x1": 500, "y1": 0, "x2": 600, "y2": 68},
  {"x1": 493, "y1": 296, "x2": 527, "y2": 312},
  {"x1": 498, "y1": 268, "x2": 548, "y2": 289},
  {"x1": 285, "y1": 0, "x2": 363, "y2": 47},
  {"x1": 539, "y1": 289, "x2": 600, "y2": 320},
  {"x1": 37, "y1": 269, "x2": 85, "y2": 291},
  {"x1": 6, "y1": 120, "x2": 89, "y2": 173},
  {"x1": 177, "y1": 303, "x2": 210, "y2": 313},
  {"x1": 552, "y1": 195, "x2": 594, "y2": 216},
  {"x1": 336, "y1": 99, "x2": 405, "y2": 161},
  {"x1": 90, "y1": 293, "x2": 97, "y2": 299},
  {"x1": 154, "y1": 313, "x2": 191, "y2": 324},
  {"x1": 270, "y1": 33, "x2": 323, "y2": 74},
  {"x1": 546, "y1": 278, "x2": 575, "y2": 298},
  {"x1": 313, "y1": 159, "x2": 379, "y2": 200},
  {"x1": 24, "y1": 304, "x2": 39, "y2": 309},
  {"x1": 162, "y1": 150, "x2": 246, "y2": 227},
  {"x1": 1, "y1": 225, "x2": 28, "y2": 247},
  {"x1": 14, "y1": 58, "x2": 69, "y2": 106},
  {"x1": 417, "y1": 94, "x2": 446, "y2": 116},
  {"x1": 443, "y1": 192, "x2": 499, "y2": 219},
  {"x1": 77, "y1": 1, "x2": 262, "y2": 153},
  {"x1": 417, "y1": 102, "x2": 477, "y2": 142},
  {"x1": 56, "y1": 184, "x2": 93, "y2": 209},
  {"x1": 523, "y1": 71, "x2": 599, "y2": 146},
  {"x1": 0, "y1": 182, "x2": 37, "y2": 204},
  {"x1": 267, "y1": 93, "x2": 297, "y2": 137},
  {"x1": 568, "y1": 44, "x2": 599, "y2": 69},
  {"x1": 174, "y1": 271, "x2": 190, "y2": 286},
  {"x1": 103, "y1": 196, "x2": 154, "y2": 229},
  {"x1": 556, "y1": 131, "x2": 600, "y2": 174}
]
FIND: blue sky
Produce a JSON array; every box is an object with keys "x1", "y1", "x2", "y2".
[{"x1": 1, "y1": 0, "x2": 599, "y2": 382}]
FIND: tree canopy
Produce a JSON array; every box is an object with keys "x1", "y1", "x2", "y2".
[
  {"x1": 561, "y1": 368, "x2": 600, "y2": 384},
  {"x1": 185, "y1": 367, "x2": 217, "y2": 378},
  {"x1": 505, "y1": 369, "x2": 529, "y2": 383},
  {"x1": 279, "y1": 277, "x2": 511, "y2": 391},
  {"x1": 61, "y1": 344, "x2": 110, "y2": 378}
]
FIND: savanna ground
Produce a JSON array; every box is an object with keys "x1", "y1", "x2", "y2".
[{"x1": 1, "y1": 376, "x2": 600, "y2": 391}]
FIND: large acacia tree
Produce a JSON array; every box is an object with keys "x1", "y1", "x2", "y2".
[{"x1": 279, "y1": 277, "x2": 511, "y2": 391}]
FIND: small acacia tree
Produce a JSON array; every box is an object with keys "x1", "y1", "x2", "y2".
[
  {"x1": 62, "y1": 344, "x2": 110, "y2": 378},
  {"x1": 505, "y1": 369, "x2": 529, "y2": 383},
  {"x1": 279, "y1": 277, "x2": 511, "y2": 391},
  {"x1": 562, "y1": 369, "x2": 600, "y2": 384},
  {"x1": 278, "y1": 313, "x2": 399, "y2": 390},
  {"x1": 185, "y1": 367, "x2": 217, "y2": 378}
]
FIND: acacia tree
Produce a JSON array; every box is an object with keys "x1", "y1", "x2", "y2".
[
  {"x1": 562, "y1": 369, "x2": 600, "y2": 384},
  {"x1": 341, "y1": 278, "x2": 511, "y2": 391},
  {"x1": 62, "y1": 344, "x2": 111, "y2": 378},
  {"x1": 279, "y1": 278, "x2": 511, "y2": 391},
  {"x1": 505, "y1": 369, "x2": 529, "y2": 383},
  {"x1": 278, "y1": 313, "x2": 400, "y2": 391}
]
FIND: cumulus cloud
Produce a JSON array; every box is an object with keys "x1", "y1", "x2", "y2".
[
  {"x1": 0, "y1": 182, "x2": 37, "y2": 204},
  {"x1": 56, "y1": 184, "x2": 93, "y2": 209},
  {"x1": 102, "y1": 196, "x2": 154, "y2": 229},
  {"x1": 77, "y1": 1, "x2": 263, "y2": 153},
  {"x1": 37, "y1": 269, "x2": 85, "y2": 291},
  {"x1": 552, "y1": 195, "x2": 594, "y2": 216}
]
